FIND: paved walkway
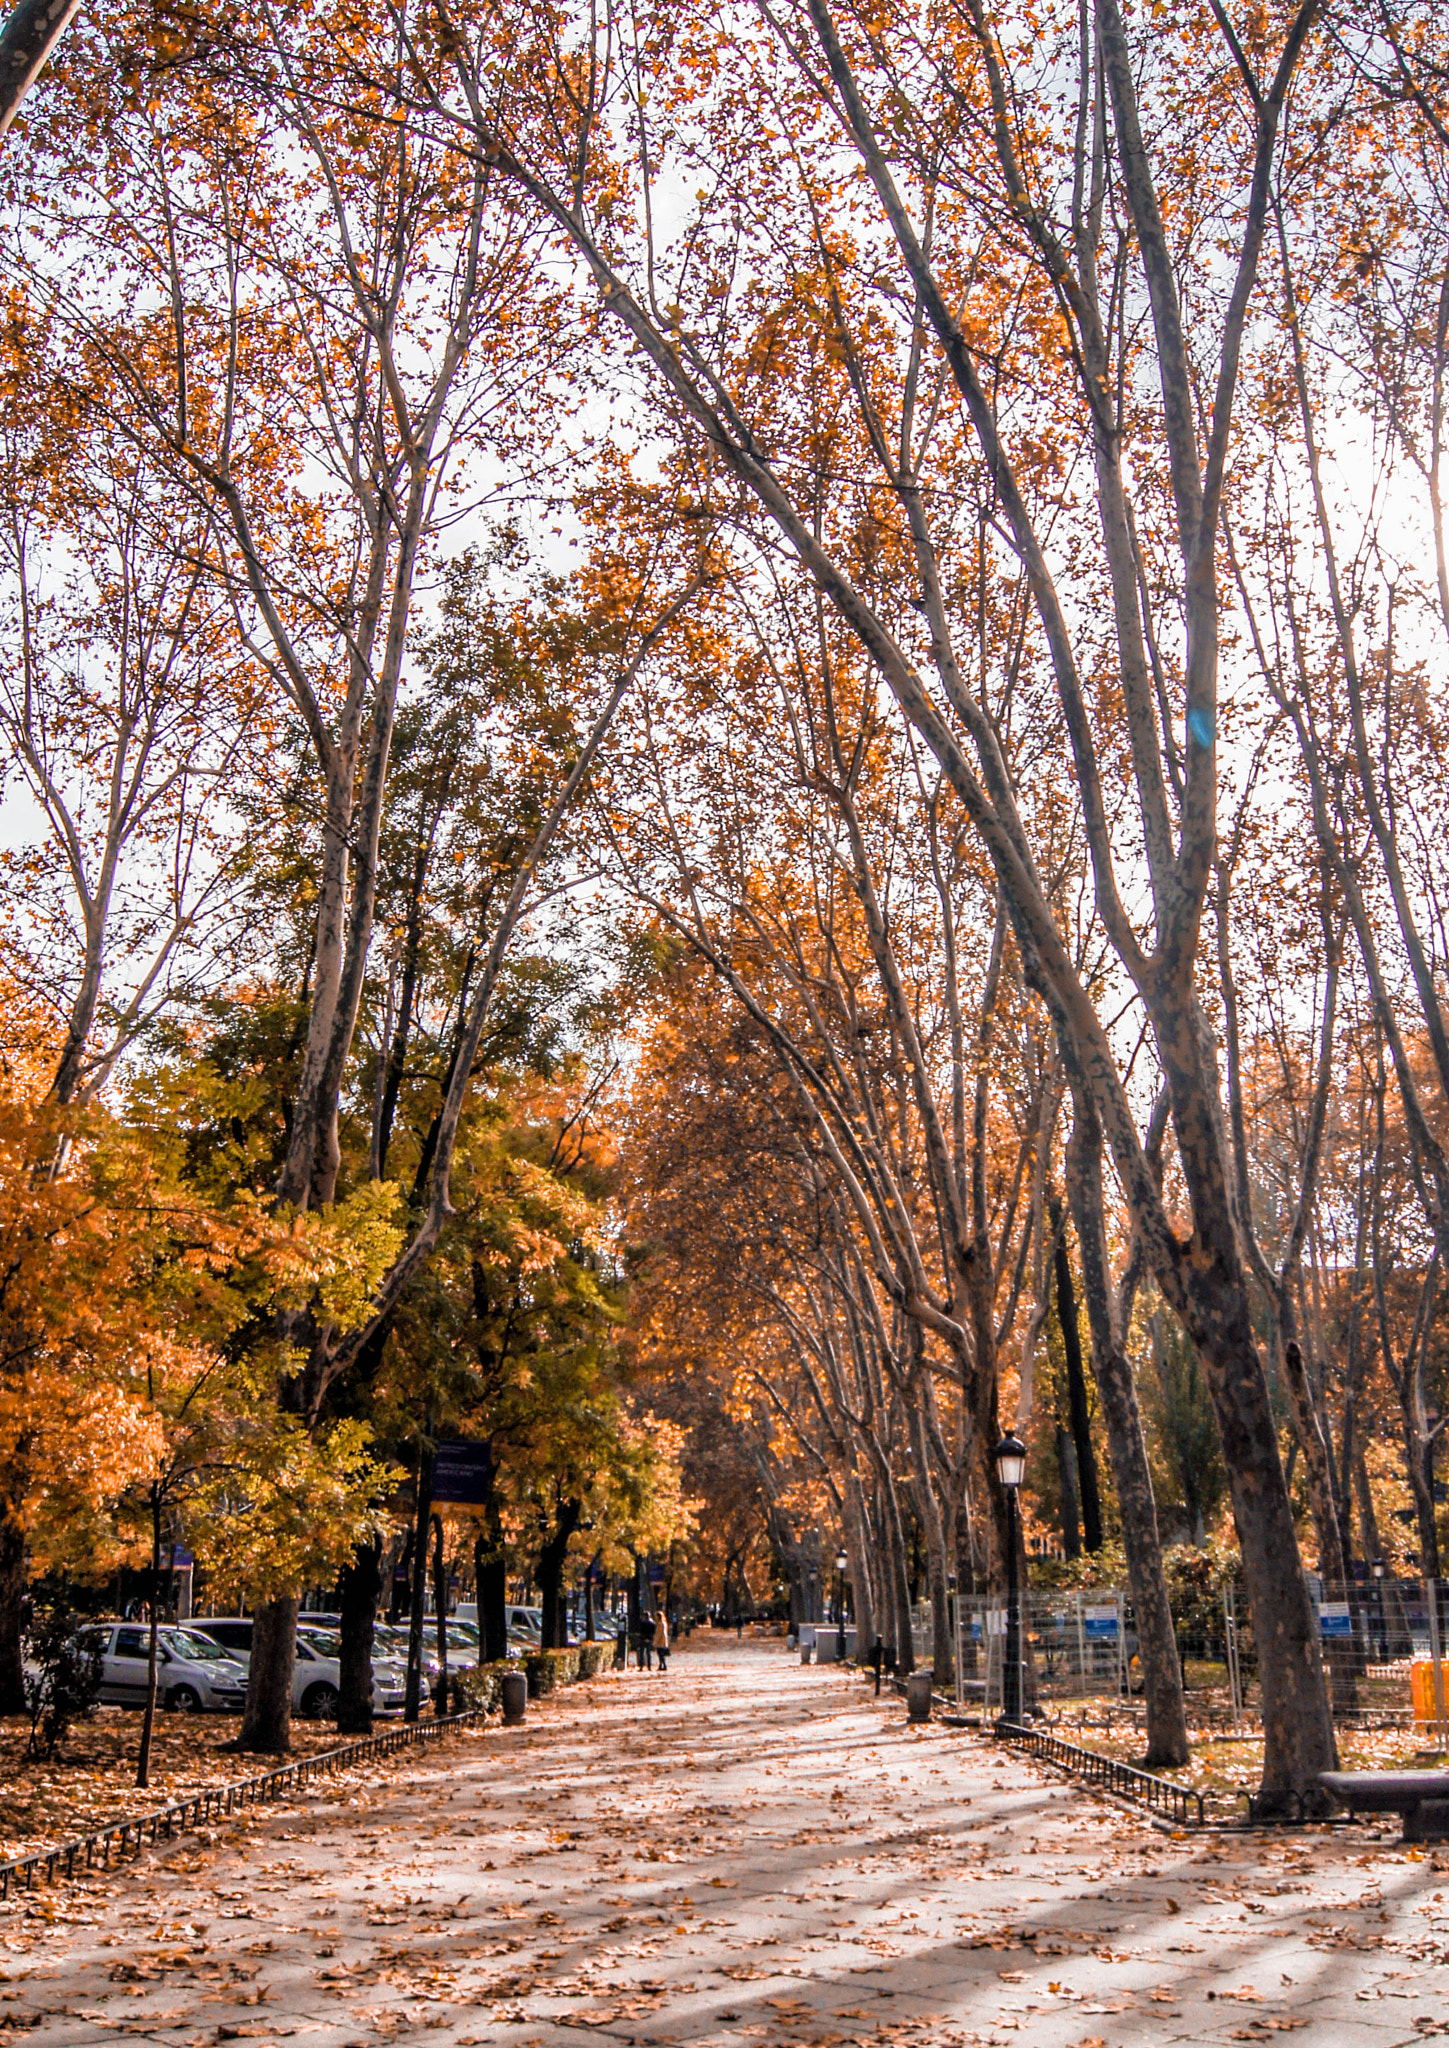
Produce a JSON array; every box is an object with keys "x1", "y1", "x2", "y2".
[{"x1": 4, "y1": 1636, "x2": 1448, "y2": 2046}]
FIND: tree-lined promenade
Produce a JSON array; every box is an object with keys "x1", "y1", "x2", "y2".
[
  {"x1": 0, "y1": 0, "x2": 1445, "y2": 1832},
  {"x1": 5, "y1": 1641, "x2": 1449, "y2": 2046}
]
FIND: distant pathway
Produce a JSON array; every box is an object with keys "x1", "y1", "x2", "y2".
[{"x1": 5, "y1": 1635, "x2": 1448, "y2": 2045}]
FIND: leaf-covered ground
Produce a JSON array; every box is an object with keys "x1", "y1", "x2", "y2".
[
  {"x1": 1039, "y1": 1700, "x2": 1444, "y2": 1820},
  {"x1": 0, "y1": 1712, "x2": 364, "y2": 1864},
  {"x1": 2, "y1": 1636, "x2": 1448, "y2": 2046}
]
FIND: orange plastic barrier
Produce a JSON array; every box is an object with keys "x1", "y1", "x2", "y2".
[{"x1": 1412, "y1": 1657, "x2": 1448, "y2": 1729}]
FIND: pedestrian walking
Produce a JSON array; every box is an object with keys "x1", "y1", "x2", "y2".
[
  {"x1": 655, "y1": 1606, "x2": 670, "y2": 1673},
  {"x1": 638, "y1": 1610, "x2": 655, "y2": 1670}
]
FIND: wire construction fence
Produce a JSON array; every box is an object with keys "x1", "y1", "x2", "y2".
[
  {"x1": 950, "y1": 1590, "x2": 1136, "y2": 1717},
  {"x1": 945, "y1": 1578, "x2": 1449, "y2": 1744}
]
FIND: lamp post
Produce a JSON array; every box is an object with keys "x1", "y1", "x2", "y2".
[
  {"x1": 995, "y1": 1431, "x2": 1027, "y2": 1728},
  {"x1": 835, "y1": 1549, "x2": 848, "y2": 1660},
  {"x1": 1372, "y1": 1556, "x2": 1388, "y2": 1663}
]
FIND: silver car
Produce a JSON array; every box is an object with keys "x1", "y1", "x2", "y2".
[
  {"x1": 188, "y1": 1620, "x2": 407, "y2": 1718},
  {"x1": 80, "y1": 1623, "x2": 249, "y2": 1714},
  {"x1": 295, "y1": 1628, "x2": 408, "y2": 1718}
]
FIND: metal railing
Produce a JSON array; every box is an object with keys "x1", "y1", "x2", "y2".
[
  {"x1": 0, "y1": 1708, "x2": 484, "y2": 1903},
  {"x1": 995, "y1": 1720, "x2": 1206, "y2": 1827}
]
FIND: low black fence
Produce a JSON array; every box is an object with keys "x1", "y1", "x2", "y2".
[
  {"x1": 995, "y1": 1720, "x2": 1206, "y2": 1827},
  {"x1": 0, "y1": 1708, "x2": 484, "y2": 1903}
]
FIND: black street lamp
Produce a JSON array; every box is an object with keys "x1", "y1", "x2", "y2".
[
  {"x1": 835, "y1": 1549, "x2": 848, "y2": 1660},
  {"x1": 995, "y1": 1431, "x2": 1027, "y2": 1728},
  {"x1": 1371, "y1": 1556, "x2": 1389, "y2": 1663}
]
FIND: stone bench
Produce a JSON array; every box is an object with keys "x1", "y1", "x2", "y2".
[{"x1": 1318, "y1": 1770, "x2": 1449, "y2": 1841}]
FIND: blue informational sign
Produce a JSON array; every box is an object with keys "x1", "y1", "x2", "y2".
[
  {"x1": 432, "y1": 1440, "x2": 495, "y2": 1506},
  {"x1": 1083, "y1": 1607, "x2": 1119, "y2": 1639},
  {"x1": 1318, "y1": 1602, "x2": 1353, "y2": 1638}
]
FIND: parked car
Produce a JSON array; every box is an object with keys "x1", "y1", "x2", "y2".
[
  {"x1": 191, "y1": 1618, "x2": 407, "y2": 1719},
  {"x1": 75, "y1": 1623, "x2": 249, "y2": 1714},
  {"x1": 439, "y1": 1607, "x2": 531, "y2": 1656},
  {"x1": 294, "y1": 1628, "x2": 408, "y2": 1717},
  {"x1": 372, "y1": 1620, "x2": 423, "y2": 1659}
]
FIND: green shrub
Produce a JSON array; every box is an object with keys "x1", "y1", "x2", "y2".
[
  {"x1": 1163, "y1": 1538, "x2": 1242, "y2": 1655},
  {"x1": 24, "y1": 1595, "x2": 102, "y2": 1760},
  {"x1": 457, "y1": 1641, "x2": 608, "y2": 1711},
  {"x1": 455, "y1": 1661, "x2": 512, "y2": 1714},
  {"x1": 525, "y1": 1647, "x2": 579, "y2": 1696}
]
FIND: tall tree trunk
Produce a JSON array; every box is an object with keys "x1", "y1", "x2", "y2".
[
  {"x1": 1399, "y1": 1390, "x2": 1442, "y2": 1584},
  {"x1": 237, "y1": 1596, "x2": 297, "y2": 1754},
  {"x1": 1355, "y1": 1449, "x2": 1384, "y2": 1569},
  {"x1": 1145, "y1": 1005, "x2": 1338, "y2": 1804},
  {"x1": 1056, "y1": 1426, "x2": 1082, "y2": 1560},
  {"x1": 583, "y1": 1552, "x2": 599, "y2": 1641},
  {"x1": 0, "y1": 0, "x2": 82, "y2": 141},
  {"x1": 1054, "y1": 1204, "x2": 1103, "y2": 1551},
  {"x1": 874, "y1": 1527, "x2": 896, "y2": 1665},
  {"x1": 338, "y1": 1535, "x2": 381, "y2": 1736},
  {"x1": 135, "y1": 1511, "x2": 165, "y2": 1790},
  {"x1": 475, "y1": 1507, "x2": 508, "y2": 1664},
  {"x1": 844, "y1": 1471, "x2": 876, "y2": 1660},
  {"x1": 907, "y1": 1393, "x2": 953, "y2": 1684},
  {"x1": 1197, "y1": 1284, "x2": 1338, "y2": 1804},
  {"x1": 431, "y1": 1513, "x2": 450, "y2": 1714},
  {"x1": 1281, "y1": 1338, "x2": 1351, "y2": 1587},
  {"x1": 0, "y1": 1516, "x2": 27, "y2": 1716},
  {"x1": 880, "y1": 1470, "x2": 915, "y2": 1676},
  {"x1": 1067, "y1": 1107, "x2": 1190, "y2": 1766},
  {"x1": 404, "y1": 1440, "x2": 434, "y2": 1723},
  {"x1": 539, "y1": 1501, "x2": 582, "y2": 1650},
  {"x1": 389, "y1": 1527, "x2": 413, "y2": 1623}
]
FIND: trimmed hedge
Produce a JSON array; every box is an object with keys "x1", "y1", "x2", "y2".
[
  {"x1": 453, "y1": 1640, "x2": 614, "y2": 1711},
  {"x1": 455, "y1": 1661, "x2": 511, "y2": 1714},
  {"x1": 525, "y1": 1646, "x2": 579, "y2": 1696}
]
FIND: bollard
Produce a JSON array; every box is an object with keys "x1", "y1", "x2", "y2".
[
  {"x1": 872, "y1": 1634, "x2": 884, "y2": 1696},
  {"x1": 906, "y1": 1670, "x2": 933, "y2": 1723},
  {"x1": 501, "y1": 1670, "x2": 527, "y2": 1725},
  {"x1": 800, "y1": 1640, "x2": 813, "y2": 1665}
]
